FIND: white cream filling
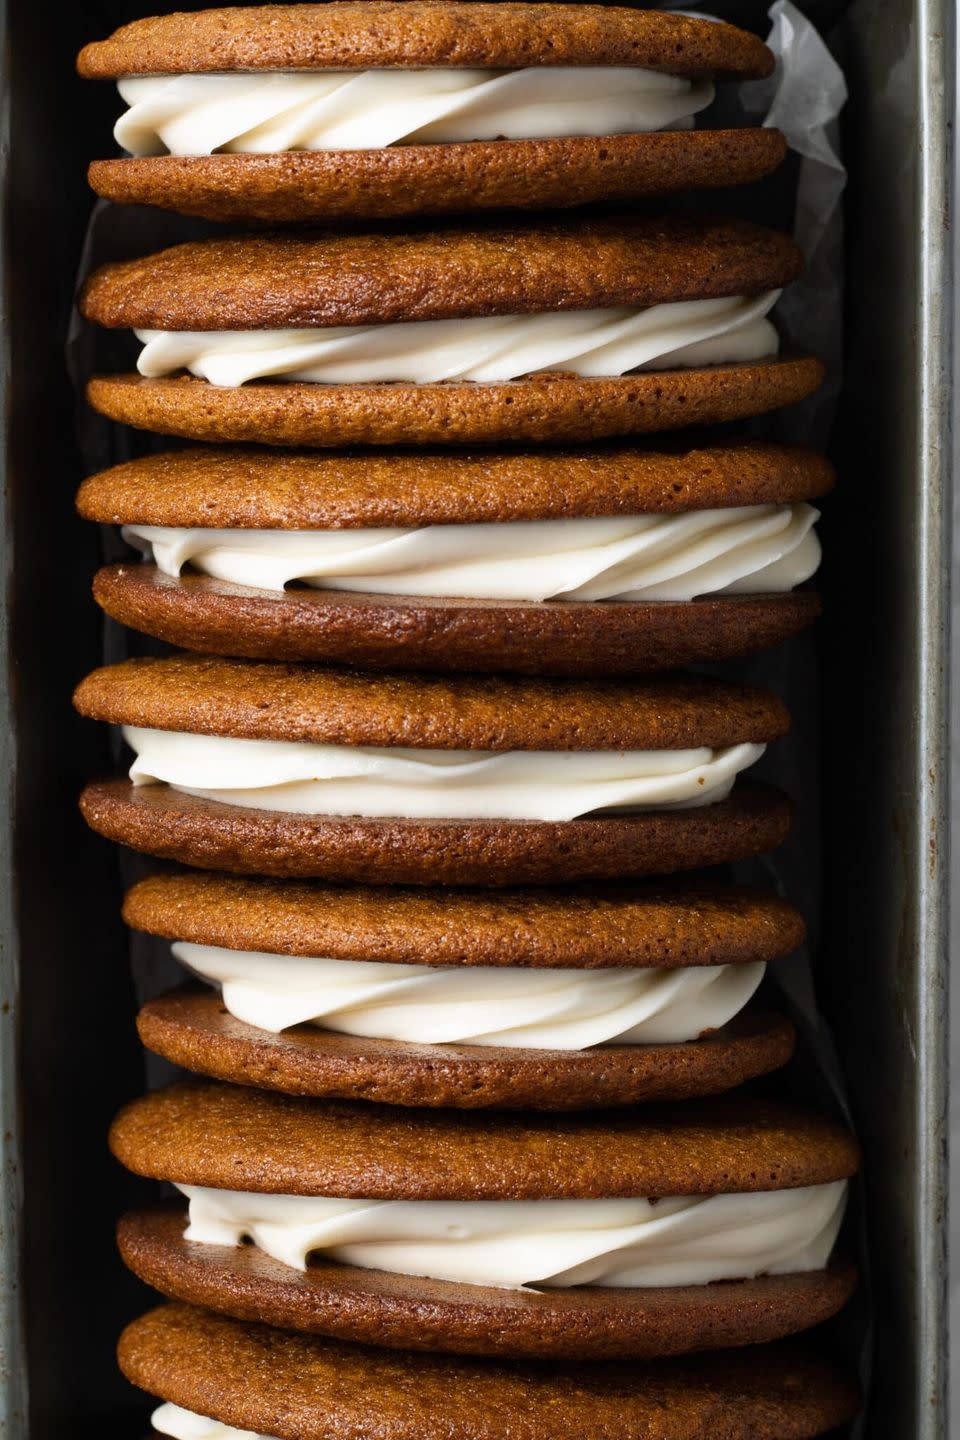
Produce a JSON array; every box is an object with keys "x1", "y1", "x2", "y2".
[
  {"x1": 176, "y1": 1181, "x2": 848, "y2": 1289},
  {"x1": 124, "y1": 503, "x2": 820, "y2": 602},
  {"x1": 153, "y1": 1406, "x2": 265, "y2": 1440},
  {"x1": 174, "y1": 940, "x2": 766, "y2": 1048},
  {"x1": 133, "y1": 292, "x2": 780, "y2": 387},
  {"x1": 115, "y1": 68, "x2": 716, "y2": 156},
  {"x1": 123, "y1": 728, "x2": 766, "y2": 821}
]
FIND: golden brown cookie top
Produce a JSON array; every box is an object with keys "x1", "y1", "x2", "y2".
[
  {"x1": 79, "y1": 5, "x2": 774, "y2": 80},
  {"x1": 79, "y1": 215, "x2": 802, "y2": 331},
  {"x1": 110, "y1": 1080, "x2": 860, "y2": 1198},
  {"x1": 124, "y1": 870, "x2": 805, "y2": 969},
  {"x1": 119, "y1": 1304, "x2": 860, "y2": 1440},
  {"x1": 73, "y1": 654, "x2": 790, "y2": 751},
  {"x1": 84, "y1": 360, "x2": 827, "y2": 451},
  {"x1": 78, "y1": 440, "x2": 835, "y2": 529}
]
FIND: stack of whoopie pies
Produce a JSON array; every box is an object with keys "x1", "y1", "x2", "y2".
[{"x1": 74, "y1": 6, "x2": 860, "y2": 1439}]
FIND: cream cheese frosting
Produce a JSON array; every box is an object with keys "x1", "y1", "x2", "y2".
[
  {"x1": 176, "y1": 1181, "x2": 848, "y2": 1289},
  {"x1": 133, "y1": 291, "x2": 780, "y2": 387},
  {"x1": 153, "y1": 1406, "x2": 265, "y2": 1440},
  {"x1": 123, "y1": 728, "x2": 766, "y2": 821},
  {"x1": 123, "y1": 503, "x2": 821, "y2": 603},
  {"x1": 173, "y1": 940, "x2": 767, "y2": 1049},
  {"x1": 115, "y1": 68, "x2": 716, "y2": 156}
]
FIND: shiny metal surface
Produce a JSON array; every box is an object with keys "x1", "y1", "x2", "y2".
[{"x1": 825, "y1": 1, "x2": 953, "y2": 1436}]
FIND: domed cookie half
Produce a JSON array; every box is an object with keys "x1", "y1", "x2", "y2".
[
  {"x1": 79, "y1": 440, "x2": 833, "y2": 675},
  {"x1": 80, "y1": 216, "x2": 823, "y2": 448},
  {"x1": 74, "y1": 656, "x2": 792, "y2": 886},
  {"x1": 125, "y1": 1304, "x2": 861, "y2": 1440},
  {"x1": 112, "y1": 1082, "x2": 859, "y2": 1360},
  {"x1": 79, "y1": 4, "x2": 786, "y2": 222},
  {"x1": 126, "y1": 869, "x2": 804, "y2": 1108}
]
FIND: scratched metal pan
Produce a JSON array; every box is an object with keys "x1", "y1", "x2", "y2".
[
  {"x1": 821, "y1": 1, "x2": 953, "y2": 1437},
  {"x1": 0, "y1": 0, "x2": 952, "y2": 1437}
]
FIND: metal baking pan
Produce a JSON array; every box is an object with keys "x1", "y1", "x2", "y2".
[
  {"x1": 0, "y1": 1, "x2": 951, "y2": 1436},
  {"x1": 823, "y1": 1, "x2": 953, "y2": 1436}
]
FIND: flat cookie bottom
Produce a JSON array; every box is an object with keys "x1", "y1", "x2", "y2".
[
  {"x1": 87, "y1": 359, "x2": 825, "y2": 448},
  {"x1": 94, "y1": 564, "x2": 821, "y2": 674},
  {"x1": 119, "y1": 1208, "x2": 858, "y2": 1361},
  {"x1": 120, "y1": 1303, "x2": 861, "y2": 1440},
  {"x1": 79, "y1": 779, "x2": 792, "y2": 885},
  {"x1": 87, "y1": 129, "x2": 787, "y2": 223},
  {"x1": 137, "y1": 988, "x2": 796, "y2": 1109}
]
